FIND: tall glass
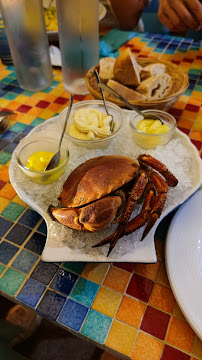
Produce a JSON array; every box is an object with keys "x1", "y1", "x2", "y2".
[
  {"x1": 56, "y1": 0, "x2": 99, "y2": 95},
  {"x1": 0, "y1": 0, "x2": 53, "y2": 92}
]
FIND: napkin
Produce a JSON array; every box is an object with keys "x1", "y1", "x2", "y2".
[
  {"x1": 99, "y1": 28, "x2": 137, "y2": 58},
  {"x1": 49, "y1": 29, "x2": 137, "y2": 67}
]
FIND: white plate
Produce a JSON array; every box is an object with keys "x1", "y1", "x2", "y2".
[
  {"x1": 47, "y1": 2, "x2": 106, "y2": 41},
  {"x1": 166, "y1": 189, "x2": 202, "y2": 340},
  {"x1": 9, "y1": 111, "x2": 202, "y2": 263}
]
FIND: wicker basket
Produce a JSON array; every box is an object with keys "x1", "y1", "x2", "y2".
[{"x1": 85, "y1": 58, "x2": 189, "y2": 111}]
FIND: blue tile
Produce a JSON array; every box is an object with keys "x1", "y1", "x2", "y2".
[
  {"x1": 13, "y1": 133, "x2": 26, "y2": 144},
  {"x1": 50, "y1": 269, "x2": 78, "y2": 296},
  {"x1": 0, "y1": 217, "x2": 13, "y2": 237},
  {"x1": 37, "y1": 220, "x2": 47, "y2": 235},
  {"x1": 0, "y1": 241, "x2": 19, "y2": 265},
  {"x1": 31, "y1": 261, "x2": 58, "y2": 285},
  {"x1": 12, "y1": 249, "x2": 38, "y2": 273},
  {"x1": 17, "y1": 278, "x2": 46, "y2": 307},
  {"x1": 4, "y1": 142, "x2": 18, "y2": 154},
  {"x1": 24, "y1": 232, "x2": 46, "y2": 255},
  {"x1": 1, "y1": 130, "x2": 19, "y2": 142},
  {"x1": 22, "y1": 125, "x2": 34, "y2": 135},
  {"x1": 36, "y1": 290, "x2": 66, "y2": 321},
  {"x1": 0, "y1": 139, "x2": 9, "y2": 151},
  {"x1": 6, "y1": 223, "x2": 31, "y2": 245},
  {"x1": 58, "y1": 299, "x2": 89, "y2": 331},
  {"x1": 70, "y1": 278, "x2": 99, "y2": 307},
  {"x1": 81, "y1": 309, "x2": 112, "y2": 344},
  {"x1": 18, "y1": 209, "x2": 41, "y2": 228}
]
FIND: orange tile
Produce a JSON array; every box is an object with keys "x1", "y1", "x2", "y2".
[
  {"x1": 25, "y1": 97, "x2": 41, "y2": 107},
  {"x1": 39, "y1": 109, "x2": 55, "y2": 120},
  {"x1": 12, "y1": 195, "x2": 27, "y2": 207},
  {"x1": 103, "y1": 266, "x2": 131, "y2": 293},
  {"x1": 0, "y1": 166, "x2": 9, "y2": 182},
  {"x1": 177, "y1": 118, "x2": 193, "y2": 129},
  {"x1": 149, "y1": 283, "x2": 175, "y2": 314},
  {"x1": 5, "y1": 102, "x2": 21, "y2": 111},
  {"x1": 172, "y1": 101, "x2": 186, "y2": 110},
  {"x1": 190, "y1": 130, "x2": 202, "y2": 142},
  {"x1": 173, "y1": 303, "x2": 186, "y2": 321},
  {"x1": 192, "y1": 91, "x2": 202, "y2": 100},
  {"x1": 43, "y1": 94, "x2": 57, "y2": 103},
  {"x1": 131, "y1": 331, "x2": 163, "y2": 360},
  {"x1": 192, "y1": 336, "x2": 202, "y2": 358},
  {"x1": 92, "y1": 286, "x2": 121, "y2": 317},
  {"x1": 17, "y1": 114, "x2": 35, "y2": 125},
  {"x1": 46, "y1": 103, "x2": 62, "y2": 113},
  {"x1": 82, "y1": 263, "x2": 109, "y2": 284},
  {"x1": 134, "y1": 261, "x2": 160, "y2": 281},
  {"x1": 0, "y1": 183, "x2": 16, "y2": 200},
  {"x1": 116, "y1": 295, "x2": 146, "y2": 328},
  {"x1": 182, "y1": 110, "x2": 197, "y2": 120},
  {"x1": 0, "y1": 196, "x2": 10, "y2": 213},
  {"x1": 188, "y1": 98, "x2": 202, "y2": 107},
  {"x1": 106, "y1": 320, "x2": 137, "y2": 356},
  {"x1": 156, "y1": 262, "x2": 170, "y2": 287},
  {"x1": 28, "y1": 107, "x2": 43, "y2": 117},
  {"x1": 166, "y1": 317, "x2": 195, "y2": 352}
]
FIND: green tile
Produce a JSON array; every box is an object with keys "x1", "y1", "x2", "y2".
[
  {"x1": 31, "y1": 118, "x2": 45, "y2": 127},
  {"x1": 81, "y1": 309, "x2": 112, "y2": 344},
  {"x1": 10, "y1": 122, "x2": 27, "y2": 133},
  {"x1": 184, "y1": 89, "x2": 193, "y2": 97},
  {"x1": 0, "y1": 152, "x2": 12, "y2": 165},
  {"x1": 0, "y1": 78, "x2": 13, "y2": 84},
  {"x1": 193, "y1": 85, "x2": 202, "y2": 92},
  {"x1": 4, "y1": 93, "x2": 18, "y2": 101},
  {"x1": 62, "y1": 262, "x2": 86, "y2": 275},
  {"x1": 0, "y1": 268, "x2": 26, "y2": 296},
  {"x1": 1, "y1": 202, "x2": 25, "y2": 221},
  {"x1": 0, "y1": 264, "x2": 5, "y2": 275},
  {"x1": 189, "y1": 69, "x2": 201, "y2": 75}
]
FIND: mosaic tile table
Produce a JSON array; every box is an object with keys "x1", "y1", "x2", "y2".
[{"x1": 0, "y1": 32, "x2": 202, "y2": 360}]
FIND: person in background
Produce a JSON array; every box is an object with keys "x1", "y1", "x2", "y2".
[{"x1": 100, "y1": 0, "x2": 202, "y2": 39}]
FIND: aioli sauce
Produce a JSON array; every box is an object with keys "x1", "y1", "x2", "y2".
[
  {"x1": 137, "y1": 119, "x2": 169, "y2": 134},
  {"x1": 69, "y1": 108, "x2": 117, "y2": 140},
  {"x1": 26, "y1": 151, "x2": 55, "y2": 171}
]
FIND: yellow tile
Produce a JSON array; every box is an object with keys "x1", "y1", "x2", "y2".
[
  {"x1": 106, "y1": 320, "x2": 137, "y2": 356},
  {"x1": 0, "y1": 69, "x2": 11, "y2": 78},
  {"x1": 14, "y1": 95, "x2": 29, "y2": 104},
  {"x1": 0, "y1": 99, "x2": 10, "y2": 108},
  {"x1": 131, "y1": 332, "x2": 163, "y2": 360},
  {"x1": 39, "y1": 109, "x2": 56, "y2": 120},
  {"x1": 50, "y1": 88, "x2": 65, "y2": 97},
  {"x1": 92, "y1": 287, "x2": 121, "y2": 317},
  {"x1": 179, "y1": 95, "x2": 189, "y2": 103},
  {"x1": 192, "y1": 121, "x2": 202, "y2": 132},
  {"x1": 0, "y1": 197, "x2": 10, "y2": 212},
  {"x1": 195, "y1": 114, "x2": 202, "y2": 122},
  {"x1": 17, "y1": 114, "x2": 35, "y2": 125},
  {"x1": 12, "y1": 195, "x2": 27, "y2": 207},
  {"x1": 192, "y1": 91, "x2": 202, "y2": 100},
  {"x1": 193, "y1": 336, "x2": 202, "y2": 358},
  {"x1": 82, "y1": 263, "x2": 109, "y2": 284},
  {"x1": 32, "y1": 92, "x2": 48, "y2": 100}
]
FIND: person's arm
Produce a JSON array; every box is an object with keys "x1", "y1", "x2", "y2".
[
  {"x1": 107, "y1": 0, "x2": 150, "y2": 30},
  {"x1": 158, "y1": 0, "x2": 202, "y2": 32}
]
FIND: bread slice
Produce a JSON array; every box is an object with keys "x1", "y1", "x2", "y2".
[
  {"x1": 113, "y1": 48, "x2": 141, "y2": 86},
  {"x1": 99, "y1": 57, "x2": 116, "y2": 82},
  {"x1": 106, "y1": 79, "x2": 146, "y2": 102},
  {"x1": 136, "y1": 73, "x2": 172, "y2": 100},
  {"x1": 141, "y1": 63, "x2": 166, "y2": 80}
]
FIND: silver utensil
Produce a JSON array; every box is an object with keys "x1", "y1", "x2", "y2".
[
  {"x1": 94, "y1": 70, "x2": 114, "y2": 131},
  {"x1": 0, "y1": 111, "x2": 13, "y2": 134},
  {"x1": 98, "y1": 82, "x2": 163, "y2": 122},
  {"x1": 45, "y1": 94, "x2": 73, "y2": 171}
]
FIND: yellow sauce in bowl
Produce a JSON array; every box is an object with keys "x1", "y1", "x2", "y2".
[
  {"x1": 137, "y1": 119, "x2": 169, "y2": 134},
  {"x1": 26, "y1": 151, "x2": 55, "y2": 171}
]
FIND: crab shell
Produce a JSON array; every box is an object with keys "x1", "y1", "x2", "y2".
[{"x1": 50, "y1": 156, "x2": 139, "y2": 231}]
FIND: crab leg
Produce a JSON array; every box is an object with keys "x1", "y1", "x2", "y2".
[
  {"x1": 93, "y1": 182, "x2": 155, "y2": 248},
  {"x1": 138, "y1": 154, "x2": 178, "y2": 187},
  {"x1": 107, "y1": 171, "x2": 147, "y2": 256}
]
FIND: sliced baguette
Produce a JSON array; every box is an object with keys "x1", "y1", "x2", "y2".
[
  {"x1": 106, "y1": 79, "x2": 146, "y2": 102},
  {"x1": 113, "y1": 48, "x2": 141, "y2": 86},
  {"x1": 99, "y1": 57, "x2": 116, "y2": 82},
  {"x1": 141, "y1": 63, "x2": 166, "y2": 80},
  {"x1": 136, "y1": 73, "x2": 172, "y2": 100}
]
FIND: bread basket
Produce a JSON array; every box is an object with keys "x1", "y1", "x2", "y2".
[{"x1": 85, "y1": 58, "x2": 189, "y2": 111}]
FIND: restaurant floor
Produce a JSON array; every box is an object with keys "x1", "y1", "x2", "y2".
[{"x1": 0, "y1": 295, "x2": 120, "y2": 360}]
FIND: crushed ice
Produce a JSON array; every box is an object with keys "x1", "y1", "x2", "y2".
[{"x1": 10, "y1": 112, "x2": 201, "y2": 259}]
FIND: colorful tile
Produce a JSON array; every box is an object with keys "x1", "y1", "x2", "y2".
[
  {"x1": 24, "y1": 232, "x2": 46, "y2": 255},
  {"x1": 62, "y1": 262, "x2": 86, "y2": 275},
  {"x1": 81, "y1": 309, "x2": 112, "y2": 344},
  {"x1": 161, "y1": 345, "x2": 190, "y2": 360},
  {"x1": 50, "y1": 268, "x2": 78, "y2": 296},
  {"x1": 0, "y1": 268, "x2": 26, "y2": 296},
  {"x1": 92, "y1": 286, "x2": 121, "y2": 318},
  {"x1": 36, "y1": 290, "x2": 66, "y2": 321},
  {"x1": 0, "y1": 240, "x2": 19, "y2": 264},
  {"x1": 12, "y1": 249, "x2": 38, "y2": 273},
  {"x1": 106, "y1": 320, "x2": 137, "y2": 356},
  {"x1": 131, "y1": 331, "x2": 163, "y2": 360},
  {"x1": 149, "y1": 283, "x2": 176, "y2": 314},
  {"x1": 141, "y1": 305, "x2": 170, "y2": 340},
  {"x1": 70, "y1": 277, "x2": 99, "y2": 307},
  {"x1": 116, "y1": 295, "x2": 146, "y2": 328},
  {"x1": 30, "y1": 261, "x2": 58, "y2": 285},
  {"x1": 17, "y1": 278, "x2": 46, "y2": 307},
  {"x1": 103, "y1": 266, "x2": 131, "y2": 293},
  {"x1": 58, "y1": 299, "x2": 89, "y2": 331},
  {"x1": 1, "y1": 202, "x2": 25, "y2": 221},
  {"x1": 166, "y1": 317, "x2": 195, "y2": 353},
  {"x1": 6, "y1": 223, "x2": 31, "y2": 245},
  {"x1": 82, "y1": 263, "x2": 110, "y2": 284},
  {"x1": 126, "y1": 273, "x2": 154, "y2": 302}
]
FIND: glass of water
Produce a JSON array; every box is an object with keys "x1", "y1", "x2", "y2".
[
  {"x1": 56, "y1": 0, "x2": 99, "y2": 95},
  {"x1": 0, "y1": 0, "x2": 53, "y2": 92}
]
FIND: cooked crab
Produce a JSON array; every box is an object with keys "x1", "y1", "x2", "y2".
[{"x1": 49, "y1": 155, "x2": 178, "y2": 256}]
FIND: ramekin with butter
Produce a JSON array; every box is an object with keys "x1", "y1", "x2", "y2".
[{"x1": 57, "y1": 100, "x2": 125, "y2": 149}]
